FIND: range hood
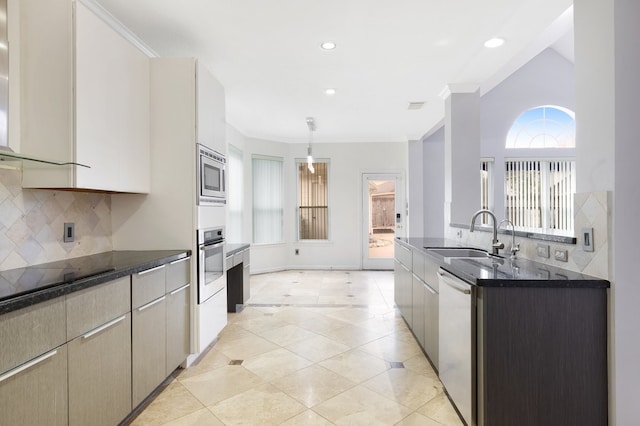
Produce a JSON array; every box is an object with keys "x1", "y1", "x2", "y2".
[{"x1": 0, "y1": 0, "x2": 88, "y2": 169}]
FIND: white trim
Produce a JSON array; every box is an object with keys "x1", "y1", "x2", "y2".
[
  {"x1": 439, "y1": 83, "x2": 480, "y2": 99},
  {"x1": 78, "y1": 0, "x2": 158, "y2": 57}
]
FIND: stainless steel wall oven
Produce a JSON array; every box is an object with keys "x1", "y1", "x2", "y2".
[{"x1": 197, "y1": 226, "x2": 225, "y2": 304}]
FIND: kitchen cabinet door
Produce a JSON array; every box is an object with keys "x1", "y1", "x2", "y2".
[
  {"x1": 196, "y1": 61, "x2": 226, "y2": 154},
  {"x1": 166, "y1": 283, "x2": 190, "y2": 376},
  {"x1": 68, "y1": 314, "x2": 131, "y2": 426},
  {"x1": 20, "y1": 0, "x2": 150, "y2": 192},
  {"x1": 132, "y1": 295, "x2": 167, "y2": 407},
  {"x1": 423, "y1": 281, "x2": 439, "y2": 370},
  {"x1": 0, "y1": 345, "x2": 68, "y2": 426},
  {"x1": 411, "y1": 274, "x2": 426, "y2": 348}
]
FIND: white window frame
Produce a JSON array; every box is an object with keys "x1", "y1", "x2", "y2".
[
  {"x1": 252, "y1": 154, "x2": 284, "y2": 245},
  {"x1": 295, "y1": 158, "x2": 330, "y2": 242}
]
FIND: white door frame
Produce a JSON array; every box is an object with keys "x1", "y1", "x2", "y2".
[{"x1": 362, "y1": 173, "x2": 405, "y2": 270}]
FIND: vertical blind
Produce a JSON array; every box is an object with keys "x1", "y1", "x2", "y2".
[
  {"x1": 504, "y1": 159, "x2": 575, "y2": 232},
  {"x1": 227, "y1": 145, "x2": 243, "y2": 243},
  {"x1": 252, "y1": 156, "x2": 283, "y2": 244},
  {"x1": 298, "y1": 162, "x2": 328, "y2": 240},
  {"x1": 480, "y1": 160, "x2": 493, "y2": 225}
]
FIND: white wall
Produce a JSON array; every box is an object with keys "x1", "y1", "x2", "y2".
[
  {"x1": 423, "y1": 128, "x2": 445, "y2": 238},
  {"x1": 408, "y1": 139, "x2": 424, "y2": 238},
  {"x1": 243, "y1": 139, "x2": 407, "y2": 273},
  {"x1": 574, "y1": 1, "x2": 640, "y2": 423}
]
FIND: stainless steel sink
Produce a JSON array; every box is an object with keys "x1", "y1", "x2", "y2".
[{"x1": 426, "y1": 247, "x2": 491, "y2": 258}]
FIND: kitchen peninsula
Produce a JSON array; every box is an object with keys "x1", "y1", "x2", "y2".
[{"x1": 395, "y1": 237, "x2": 609, "y2": 426}]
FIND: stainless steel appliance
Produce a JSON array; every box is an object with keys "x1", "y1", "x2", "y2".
[
  {"x1": 197, "y1": 226, "x2": 225, "y2": 304},
  {"x1": 197, "y1": 144, "x2": 226, "y2": 205},
  {"x1": 438, "y1": 268, "x2": 475, "y2": 426}
]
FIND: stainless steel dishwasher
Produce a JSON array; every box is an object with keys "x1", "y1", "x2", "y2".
[{"x1": 438, "y1": 268, "x2": 475, "y2": 426}]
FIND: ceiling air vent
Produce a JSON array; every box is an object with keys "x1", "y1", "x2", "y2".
[{"x1": 407, "y1": 101, "x2": 425, "y2": 110}]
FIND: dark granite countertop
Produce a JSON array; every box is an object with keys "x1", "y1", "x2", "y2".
[
  {"x1": 396, "y1": 237, "x2": 609, "y2": 288},
  {"x1": 0, "y1": 250, "x2": 191, "y2": 315},
  {"x1": 226, "y1": 243, "x2": 250, "y2": 257}
]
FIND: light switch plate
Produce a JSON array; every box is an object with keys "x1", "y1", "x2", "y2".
[
  {"x1": 64, "y1": 223, "x2": 75, "y2": 242},
  {"x1": 582, "y1": 227, "x2": 594, "y2": 252},
  {"x1": 536, "y1": 244, "x2": 550, "y2": 258}
]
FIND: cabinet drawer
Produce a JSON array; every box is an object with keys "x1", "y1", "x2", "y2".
[
  {"x1": 225, "y1": 255, "x2": 233, "y2": 271},
  {"x1": 424, "y1": 256, "x2": 439, "y2": 292},
  {"x1": 66, "y1": 277, "x2": 130, "y2": 340},
  {"x1": 233, "y1": 252, "x2": 243, "y2": 267},
  {"x1": 0, "y1": 344, "x2": 68, "y2": 426},
  {"x1": 394, "y1": 242, "x2": 412, "y2": 268},
  {"x1": 412, "y1": 250, "x2": 426, "y2": 281},
  {"x1": 0, "y1": 297, "x2": 66, "y2": 374},
  {"x1": 132, "y1": 265, "x2": 166, "y2": 308},
  {"x1": 68, "y1": 313, "x2": 131, "y2": 426},
  {"x1": 166, "y1": 257, "x2": 191, "y2": 293}
]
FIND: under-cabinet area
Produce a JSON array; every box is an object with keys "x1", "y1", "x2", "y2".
[
  {"x1": 0, "y1": 252, "x2": 191, "y2": 426},
  {"x1": 394, "y1": 238, "x2": 609, "y2": 426}
]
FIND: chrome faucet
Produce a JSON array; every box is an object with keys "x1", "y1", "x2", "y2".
[
  {"x1": 470, "y1": 209, "x2": 504, "y2": 255},
  {"x1": 499, "y1": 219, "x2": 520, "y2": 259}
]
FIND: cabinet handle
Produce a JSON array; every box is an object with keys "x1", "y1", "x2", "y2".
[
  {"x1": 438, "y1": 270, "x2": 472, "y2": 295},
  {"x1": 82, "y1": 315, "x2": 126, "y2": 340},
  {"x1": 0, "y1": 349, "x2": 58, "y2": 383},
  {"x1": 170, "y1": 257, "x2": 190, "y2": 265},
  {"x1": 137, "y1": 265, "x2": 165, "y2": 276},
  {"x1": 137, "y1": 295, "x2": 166, "y2": 312},
  {"x1": 412, "y1": 273, "x2": 424, "y2": 283},
  {"x1": 170, "y1": 283, "x2": 190, "y2": 295},
  {"x1": 424, "y1": 283, "x2": 437, "y2": 295}
]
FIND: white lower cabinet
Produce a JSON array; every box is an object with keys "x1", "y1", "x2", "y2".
[
  {"x1": 68, "y1": 314, "x2": 132, "y2": 426},
  {"x1": 412, "y1": 274, "x2": 426, "y2": 348},
  {"x1": 0, "y1": 345, "x2": 68, "y2": 425}
]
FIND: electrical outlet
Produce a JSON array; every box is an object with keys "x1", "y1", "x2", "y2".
[
  {"x1": 554, "y1": 249, "x2": 568, "y2": 262},
  {"x1": 64, "y1": 223, "x2": 75, "y2": 242},
  {"x1": 295, "y1": 248, "x2": 299, "y2": 255},
  {"x1": 536, "y1": 243, "x2": 550, "y2": 258}
]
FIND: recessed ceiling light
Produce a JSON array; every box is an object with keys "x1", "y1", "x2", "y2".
[
  {"x1": 320, "y1": 41, "x2": 336, "y2": 50},
  {"x1": 484, "y1": 37, "x2": 505, "y2": 48},
  {"x1": 325, "y1": 88, "x2": 336, "y2": 95}
]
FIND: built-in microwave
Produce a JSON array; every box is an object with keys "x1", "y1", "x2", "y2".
[{"x1": 197, "y1": 144, "x2": 226, "y2": 205}]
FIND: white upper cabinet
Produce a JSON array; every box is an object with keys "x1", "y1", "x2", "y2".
[
  {"x1": 196, "y1": 61, "x2": 226, "y2": 155},
  {"x1": 20, "y1": 0, "x2": 150, "y2": 193}
]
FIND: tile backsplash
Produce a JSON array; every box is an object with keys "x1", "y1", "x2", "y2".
[
  {"x1": 0, "y1": 168, "x2": 112, "y2": 271},
  {"x1": 445, "y1": 191, "x2": 611, "y2": 280}
]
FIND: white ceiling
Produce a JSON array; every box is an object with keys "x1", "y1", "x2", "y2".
[{"x1": 94, "y1": 0, "x2": 574, "y2": 144}]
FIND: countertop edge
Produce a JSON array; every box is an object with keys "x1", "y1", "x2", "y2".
[
  {"x1": 395, "y1": 237, "x2": 610, "y2": 288},
  {"x1": 0, "y1": 250, "x2": 191, "y2": 315},
  {"x1": 226, "y1": 243, "x2": 250, "y2": 257}
]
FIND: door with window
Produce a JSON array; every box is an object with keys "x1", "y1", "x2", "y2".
[{"x1": 362, "y1": 173, "x2": 404, "y2": 269}]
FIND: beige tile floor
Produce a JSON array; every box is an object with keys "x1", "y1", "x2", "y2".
[{"x1": 128, "y1": 270, "x2": 463, "y2": 426}]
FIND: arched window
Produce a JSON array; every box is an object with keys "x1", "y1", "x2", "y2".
[{"x1": 505, "y1": 105, "x2": 575, "y2": 149}]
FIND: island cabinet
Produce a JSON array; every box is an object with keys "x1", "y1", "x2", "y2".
[
  {"x1": 411, "y1": 250, "x2": 426, "y2": 348},
  {"x1": 132, "y1": 264, "x2": 167, "y2": 407},
  {"x1": 20, "y1": 0, "x2": 150, "y2": 192},
  {"x1": 0, "y1": 298, "x2": 68, "y2": 425},
  {"x1": 422, "y1": 255, "x2": 439, "y2": 370},
  {"x1": 394, "y1": 241, "x2": 413, "y2": 326},
  {"x1": 66, "y1": 277, "x2": 132, "y2": 426},
  {"x1": 165, "y1": 257, "x2": 191, "y2": 376},
  {"x1": 476, "y1": 286, "x2": 608, "y2": 426}
]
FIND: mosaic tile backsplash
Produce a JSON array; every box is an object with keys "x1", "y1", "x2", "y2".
[
  {"x1": 445, "y1": 191, "x2": 611, "y2": 280},
  {"x1": 0, "y1": 168, "x2": 112, "y2": 271}
]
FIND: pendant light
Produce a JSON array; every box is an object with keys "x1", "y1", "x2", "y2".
[{"x1": 306, "y1": 117, "x2": 316, "y2": 173}]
